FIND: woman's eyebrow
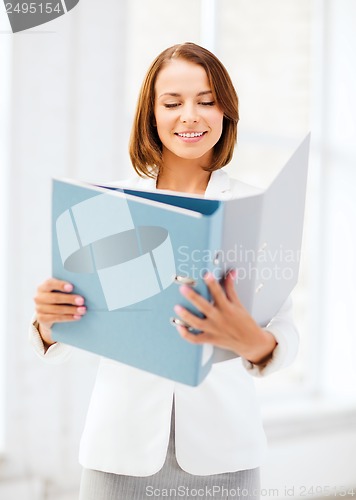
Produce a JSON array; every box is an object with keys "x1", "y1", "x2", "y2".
[{"x1": 158, "y1": 90, "x2": 213, "y2": 99}]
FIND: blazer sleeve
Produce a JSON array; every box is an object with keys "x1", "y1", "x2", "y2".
[
  {"x1": 29, "y1": 315, "x2": 72, "y2": 364},
  {"x1": 241, "y1": 295, "x2": 299, "y2": 377}
]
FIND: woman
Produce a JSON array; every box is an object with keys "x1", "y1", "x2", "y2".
[{"x1": 31, "y1": 42, "x2": 298, "y2": 499}]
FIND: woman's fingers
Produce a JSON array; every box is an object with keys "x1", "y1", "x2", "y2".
[
  {"x1": 178, "y1": 271, "x2": 240, "y2": 318},
  {"x1": 173, "y1": 304, "x2": 206, "y2": 332},
  {"x1": 36, "y1": 312, "x2": 83, "y2": 324},
  {"x1": 35, "y1": 291, "x2": 85, "y2": 306},
  {"x1": 36, "y1": 304, "x2": 86, "y2": 325},
  {"x1": 203, "y1": 272, "x2": 227, "y2": 308},
  {"x1": 34, "y1": 278, "x2": 86, "y2": 327},
  {"x1": 35, "y1": 279, "x2": 85, "y2": 309},
  {"x1": 178, "y1": 285, "x2": 215, "y2": 317},
  {"x1": 37, "y1": 278, "x2": 74, "y2": 294},
  {"x1": 223, "y1": 269, "x2": 241, "y2": 305},
  {"x1": 36, "y1": 303, "x2": 86, "y2": 316},
  {"x1": 175, "y1": 325, "x2": 213, "y2": 345}
]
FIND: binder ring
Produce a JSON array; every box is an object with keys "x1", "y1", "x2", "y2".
[
  {"x1": 174, "y1": 275, "x2": 196, "y2": 287},
  {"x1": 213, "y1": 250, "x2": 222, "y2": 266},
  {"x1": 170, "y1": 317, "x2": 193, "y2": 330},
  {"x1": 258, "y1": 242, "x2": 268, "y2": 252}
]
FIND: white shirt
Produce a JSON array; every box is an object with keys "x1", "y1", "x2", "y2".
[{"x1": 30, "y1": 169, "x2": 299, "y2": 476}]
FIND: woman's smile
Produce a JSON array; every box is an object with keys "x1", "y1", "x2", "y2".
[{"x1": 174, "y1": 130, "x2": 208, "y2": 142}]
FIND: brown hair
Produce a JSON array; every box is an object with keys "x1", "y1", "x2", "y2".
[{"x1": 129, "y1": 42, "x2": 239, "y2": 178}]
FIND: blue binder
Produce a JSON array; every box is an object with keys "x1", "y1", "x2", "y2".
[{"x1": 52, "y1": 134, "x2": 310, "y2": 386}]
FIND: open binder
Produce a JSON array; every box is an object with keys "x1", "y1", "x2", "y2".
[{"x1": 52, "y1": 134, "x2": 310, "y2": 386}]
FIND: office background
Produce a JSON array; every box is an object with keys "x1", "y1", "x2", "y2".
[{"x1": 0, "y1": 0, "x2": 355, "y2": 498}]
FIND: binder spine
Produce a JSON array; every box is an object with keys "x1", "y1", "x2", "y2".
[
  {"x1": 170, "y1": 203, "x2": 224, "y2": 306},
  {"x1": 198, "y1": 203, "x2": 224, "y2": 382},
  {"x1": 208, "y1": 203, "x2": 225, "y2": 280},
  {"x1": 168, "y1": 203, "x2": 224, "y2": 385}
]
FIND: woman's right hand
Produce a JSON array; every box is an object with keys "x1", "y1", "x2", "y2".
[{"x1": 34, "y1": 278, "x2": 86, "y2": 347}]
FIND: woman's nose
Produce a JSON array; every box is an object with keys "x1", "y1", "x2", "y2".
[{"x1": 180, "y1": 104, "x2": 199, "y2": 123}]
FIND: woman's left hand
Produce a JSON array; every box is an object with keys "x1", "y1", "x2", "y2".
[{"x1": 173, "y1": 270, "x2": 277, "y2": 365}]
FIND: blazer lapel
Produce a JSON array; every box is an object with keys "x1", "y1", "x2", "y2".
[{"x1": 205, "y1": 169, "x2": 232, "y2": 199}]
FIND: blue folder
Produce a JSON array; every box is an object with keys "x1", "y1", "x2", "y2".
[{"x1": 52, "y1": 134, "x2": 310, "y2": 386}]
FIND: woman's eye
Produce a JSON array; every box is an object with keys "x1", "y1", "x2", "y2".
[{"x1": 163, "y1": 101, "x2": 215, "y2": 108}]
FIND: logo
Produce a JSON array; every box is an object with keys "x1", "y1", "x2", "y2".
[
  {"x1": 56, "y1": 193, "x2": 176, "y2": 311},
  {"x1": 4, "y1": 0, "x2": 79, "y2": 33}
]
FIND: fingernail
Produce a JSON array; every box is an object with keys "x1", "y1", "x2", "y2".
[
  {"x1": 179, "y1": 285, "x2": 191, "y2": 297},
  {"x1": 229, "y1": 269, "x2": 237, "y2": 279},
  {"x1": 64, "y1": 283, "x2": 73, "y2": 292},
  {"x1": 73, "y1": 315, "x2": 81, "y2": 320},
  {"x1": 174, "y1": 305, "x2": 184, "y2": 314},
  {"x1": 77, "y1": 307, "x2": 86, "y2": 314},
  {"x1": 204, "y1": 272, "x2": 214, "y2": 281},
  {"x1": 75, "y1": 297, "x2": 84, "y2": 306}
]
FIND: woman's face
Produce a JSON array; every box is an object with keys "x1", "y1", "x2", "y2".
[{"x1": 154, "y1": 59, "x2": 224, "y2": 165}]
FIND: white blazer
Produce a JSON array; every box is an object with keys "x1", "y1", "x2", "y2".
[{"x1": 30, "y1": 169, "x2": 299, "y2": 476}]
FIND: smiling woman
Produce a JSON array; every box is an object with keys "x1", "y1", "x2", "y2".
[
  {"x1": 129, "y1": 42, "x2": 239, "y2": 185},
  {"x1": 31, "y1": 42, "x2": 299, "y2": 500}
]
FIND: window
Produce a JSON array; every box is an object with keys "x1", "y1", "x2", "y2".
[
  {"x1": 214, "y1": 0, "x2": 356, "y2": 415},
  {"x1": 214, "y1": 1, "x2": 313, "y2": 399}
]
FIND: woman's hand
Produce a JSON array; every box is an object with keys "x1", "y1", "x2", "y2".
[
  {"x1": 173, "y1": 270, "x2": 277, "y2": 365},
  {"x1": 34, "y1": 278, "x2": 86, "y2": 348}
]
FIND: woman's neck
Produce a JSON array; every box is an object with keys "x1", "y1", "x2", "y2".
[{"x1": 156, "y1": 152, "x2": 212, "y2": 195}]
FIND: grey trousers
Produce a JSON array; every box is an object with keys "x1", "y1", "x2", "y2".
[{"x1": 79, "y1": 410, "x2": 260, "y2": 500}]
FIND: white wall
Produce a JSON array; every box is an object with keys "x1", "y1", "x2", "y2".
[{"x1": 1, "y1": 0, "x2": 131, "y2": 497}]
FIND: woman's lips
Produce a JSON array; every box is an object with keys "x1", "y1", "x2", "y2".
[{"x1": 174, "y1": 131, "x2": 207, "y2": 143}]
